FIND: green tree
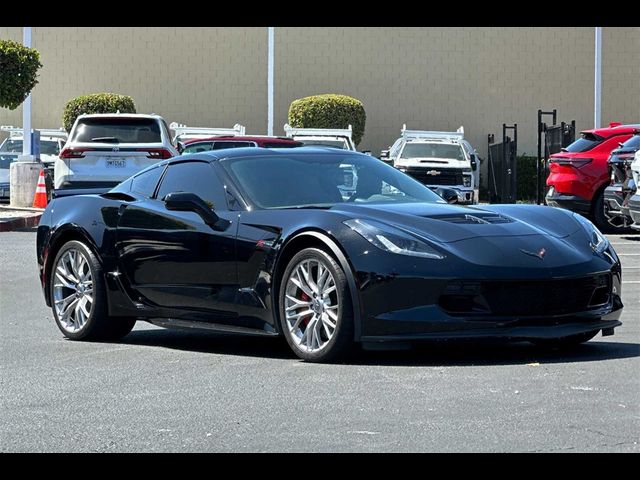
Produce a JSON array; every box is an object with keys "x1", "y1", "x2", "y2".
[{"x1": 0, "y1": 39, "x2": 42, "y2": 110}]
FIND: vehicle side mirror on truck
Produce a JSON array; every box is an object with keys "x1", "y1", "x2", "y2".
[{"x1": 380, "y1": 150, "x2": 390, "y2": 161}]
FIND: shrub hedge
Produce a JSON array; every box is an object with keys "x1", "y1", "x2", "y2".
[
  {"x1": 288, "y1": 94, "x2": 366, "y2": 145},
  {"x1": 0, "y1": 40, "x2": 42, "y2": 110},
  {"x1": 62, "y1": 93, "x2": 136, "y2": 132}
]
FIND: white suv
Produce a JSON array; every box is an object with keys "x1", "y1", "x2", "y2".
[{"x1": 55, "y1": 113, "x2": 178, "y2": 190}]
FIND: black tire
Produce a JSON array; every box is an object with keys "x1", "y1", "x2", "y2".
[
  {"x1": 530, "y1": 330, "x2": 599, "y2": 350},
  {"x1": 278, "y1": 247, "x2": 355, "y2": 363},
  {"x1": 592, "y1": 190, "x2": 631, "y2": 234},
  {"x1": 49, "y1": 240, "x2": 136, "y2": 341}
]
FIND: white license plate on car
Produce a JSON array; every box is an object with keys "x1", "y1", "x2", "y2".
[{"x1": 106, "y1": 159, "x2": 126, "y2": 168}]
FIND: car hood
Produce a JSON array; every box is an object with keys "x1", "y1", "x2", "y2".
[{"x1": 332, "y1": 202, "x2": 581, "y2": 243}]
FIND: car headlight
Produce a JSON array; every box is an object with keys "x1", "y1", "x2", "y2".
[
  {"x1": 344, "y1": 219, "x2": 444, "y2": 259},
  {"x1": 573, "y1": 213, "x2": 609, "y2": 253},
  {"x1": 463, "y1": 174, "x2": 472, "y2": 187}
]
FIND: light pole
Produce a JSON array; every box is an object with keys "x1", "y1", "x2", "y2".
[
  {"x1": 267, "y1": 27, "x2": 274, "y2": 136},
  {"x1": 10, "y1": 26, "x2": 40, "y2": 207},
  {"x1": 594, "y1": 27, "x2": 602, "y2": 129},
  {"x1": 22, "y1": 26, "x2": 32, "y2": 157}
]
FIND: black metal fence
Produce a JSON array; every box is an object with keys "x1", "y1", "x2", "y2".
[
  {"x1": 487, "y1": 124, "x2": 518, "y2": 204},
  {"x1": 536, "y1": 109, "x2": 576, "y2": 204}
]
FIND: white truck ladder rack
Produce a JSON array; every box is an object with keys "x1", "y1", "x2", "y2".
[
  {"x1": 284, "y1": 124, "x2": 353, "y2": 140},
  {"x1": 1, "y1": 125, "x2": 67, "y2": 138},
  {"x1": 401, "y1": 125, "x2": 464, "y2": 143},
  {"x1": 170, "y1": 122, "x2": 246, "y2": 144}
]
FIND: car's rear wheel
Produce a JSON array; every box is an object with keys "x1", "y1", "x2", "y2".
[
  {"x1": 279, "y1": 248, "x2": 354, "y2": 363},
  {"x1": 530, "y1": 330, "x2": 599, "y2": 349},
  {"x1": 50, "y1": 240, "x2": 136, "y2": 341}
]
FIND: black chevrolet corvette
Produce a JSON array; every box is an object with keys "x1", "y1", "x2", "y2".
[{"x1": 37, "y1": 148, "x2": 624, "y2": 362}]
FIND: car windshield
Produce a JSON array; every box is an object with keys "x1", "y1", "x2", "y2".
[
  {"x1": 0, "y1": 153, "x2": 20, "y2": 169},
  {"x1": 71, "y1": 118, "x2": 162, "y2": 143},
  {"x1": 619, "y1": 134, "x2": 640, "y2": 150},
  {"x1": 221, "y1": 153, "x2": 444, "y2": 209},
  {"x1": 564, "y1": 133, "x2": 604, "y2": 153},
  {"x1": 0, "y1": 139, "x2": 61, "y2": 155},
  {"x1": 298, "y1": 139, "x2": 348, "y2": 149},
  {"x1": 400, "y1": 143, "x2": 465, "y2": 160}
]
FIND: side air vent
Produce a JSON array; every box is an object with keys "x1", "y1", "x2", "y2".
[{"x1": 429, "y1": 213, "x2": 514, "y2": 224}]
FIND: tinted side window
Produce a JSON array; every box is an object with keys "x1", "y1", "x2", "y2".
[
  {"x1": 131, "y1": 164, "x2": 165, "y2": 198},
  {"x1": 157, "y1": 161, "x2": 227, "y2": 210},
  {"x1": 211, "y1": 141, "x2": 255, "y2": 150},
  {"x1": 183, "y1": 142, "x2": 214, "y2": 154}
]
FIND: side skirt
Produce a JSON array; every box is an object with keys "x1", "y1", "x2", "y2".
[{"x1": 145, "y1": 318, "x2": 280, "y2": 337}]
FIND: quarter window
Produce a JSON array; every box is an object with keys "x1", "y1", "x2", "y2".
[
  {"x1": 156, "y1": 161, "x2": 228, "y2": 210},
  {"x1": 131, "y1": 164, "x2": 165, "y2": 198}
]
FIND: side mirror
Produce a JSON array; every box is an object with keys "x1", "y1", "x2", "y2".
[
  {"x1": 380, "y1": 150, "x2": 390, "y2": 160},
  {"x1": 163, "y1": 192, "x2": 230, "y2": 230},
  {"x1": 470, "y1": 154, "x2": 478, "y2": 170},
  {"x1": 176, "y1": 141, "x2": 185, "y2": 154}
]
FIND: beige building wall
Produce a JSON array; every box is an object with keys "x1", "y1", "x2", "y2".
[
  {"x1": 0, "y1": 27, "x2": 267, "y2": 135},
  {"x1": 1, "y1": 27, "x2": 638, "y2": 165},
  {"x1": 602, "y1": 27, "x2": 640, "y2": 127}
]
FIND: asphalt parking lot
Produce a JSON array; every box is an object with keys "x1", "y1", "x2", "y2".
[{"x1": 1, "y1": 229, "x2": 638, "y2": 452}]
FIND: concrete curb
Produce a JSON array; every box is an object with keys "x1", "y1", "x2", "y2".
[{"x1": 0, "y1": 213, "x2": 42, "y2": 232}]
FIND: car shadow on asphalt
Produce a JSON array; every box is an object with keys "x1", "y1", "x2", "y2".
[{"x1": 121, "y1": 328, "x2": 640, "y2": 366}]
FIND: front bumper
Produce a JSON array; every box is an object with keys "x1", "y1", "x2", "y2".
[
  {"x1": 428, "y1": 185, "x2": 475, "y2": 205},
  {"x1": 545, "y1": 187, "x2": 591, "y2": 215}
]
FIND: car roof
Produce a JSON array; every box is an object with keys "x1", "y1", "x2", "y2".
[
  {"x1": 183, "y1": 136, "x2": 299, "y2": 146},
  {"x1": 76, "y1": 113, "x2": 164, "y2": 120},
  {"x1": 169, "y1": 146, "x2": 363, "y2": 163},
  {"x1": 582, "y1": 124, "x2": 640, "y2": 137}
]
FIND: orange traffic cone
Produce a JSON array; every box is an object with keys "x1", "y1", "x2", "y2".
[{"x1": 33, "y1": 169, "x2": 48, "y2": 208}]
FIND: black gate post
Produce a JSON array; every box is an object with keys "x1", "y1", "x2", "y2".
[
  {"x1": 536, "y1": 109, "x2": 557, "y2": 204},
  {"x1": 503, "y1": 123, "x2": 518, "y2": 203}
]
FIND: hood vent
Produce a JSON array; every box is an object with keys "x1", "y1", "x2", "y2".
[{"x1": 429, "y1": 213, "x2": 514, "y2": 225}]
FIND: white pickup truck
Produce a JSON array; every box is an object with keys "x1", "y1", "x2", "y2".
[
  {"x1": 380, "y1": 125, "x2": 481, "y2": 205},
  {"x1": 284, "y1": 124, "x2": 356, "y2": 151}
]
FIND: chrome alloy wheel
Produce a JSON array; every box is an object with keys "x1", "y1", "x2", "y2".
[
  {"x1": 284, "y1": 258, "x2": 339, "y2": 352},
  {"x1": 53, "y1": 248, "x2": 94, "y2": 333}
]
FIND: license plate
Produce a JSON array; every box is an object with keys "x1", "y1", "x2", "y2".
[{"x1": 106, "y1": 159, "x2": 126, "y2": 168}]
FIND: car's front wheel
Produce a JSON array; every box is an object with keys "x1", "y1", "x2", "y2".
[
  {"x1": 279, "y1": 248, "x2": 354, "y2": 362},
  {"x1": 50, "y1": 240, "x2": 136, "y2": 341}
]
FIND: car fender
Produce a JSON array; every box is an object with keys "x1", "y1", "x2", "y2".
[{"x1": 277, "y1": 229, "x2": 363, "y2": 341}]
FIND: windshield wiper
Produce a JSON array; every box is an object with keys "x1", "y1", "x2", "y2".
[{"x1": 90, "y1": 137, "x2": 120, "y2": 143}]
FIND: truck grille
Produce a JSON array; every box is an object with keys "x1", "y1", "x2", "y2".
[{"x1": 403, "y1": 167, "x2": 463, "y2": 186}]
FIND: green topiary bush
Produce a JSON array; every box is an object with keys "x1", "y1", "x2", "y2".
[
  {"x1": 288, "y1": 94, "x2": 366, "y2": 145},
  {"x1": 516, "y1": 155, "x2": 538, "y2": 202},
  {"x1": 62, "y1": 93, "x2": 136, "y2": 132},
  {"x1": 0, "y1": 39, "x2": 42, "y2": 110}
]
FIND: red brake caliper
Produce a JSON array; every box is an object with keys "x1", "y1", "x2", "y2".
[{"x1": 300, "y1": 291, "x2": 312, "y2": 327}]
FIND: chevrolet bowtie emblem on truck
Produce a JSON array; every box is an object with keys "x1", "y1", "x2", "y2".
[
  {"x1": 426, "y1": 170, "x2": 441, "y2": 176},
  {"x1": 112, "y1": 147, "x2": 119, "y2": 152},
  {"x1": 520, "y1": 248, "x2": 546, "y2": 260}
]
